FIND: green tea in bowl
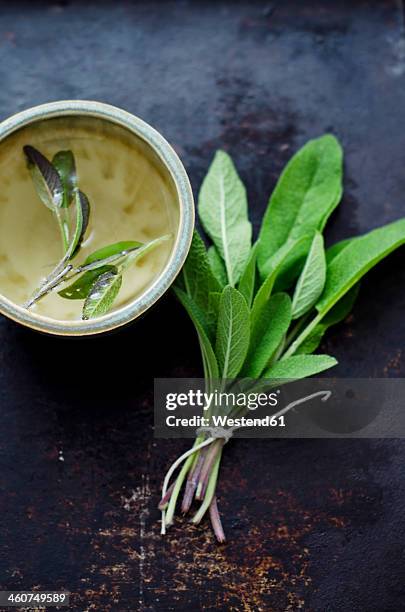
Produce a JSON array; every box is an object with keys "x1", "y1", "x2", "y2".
[{"x1": 0, "y1": 108, "x2": 190, "y2": 330}]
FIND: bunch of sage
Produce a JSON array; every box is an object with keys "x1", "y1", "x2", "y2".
[
  {"x1": 23, "y1": 145, "x2": 170, "y2": 319},
  {"x1": 159, "y1": 135, "x2": 405, "y2": 541}
]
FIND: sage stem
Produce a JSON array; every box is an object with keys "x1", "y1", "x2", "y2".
[
  {"x1": 160, "y1": 436, "x2": 214, "y2": 535},
  {"x1": 192, "y1": 448, "x2": 222, "y2": 524}
]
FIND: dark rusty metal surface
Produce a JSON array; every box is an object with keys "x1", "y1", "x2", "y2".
[{"x1": 1, "y1": 1, "x2": 405, "y2": 610}]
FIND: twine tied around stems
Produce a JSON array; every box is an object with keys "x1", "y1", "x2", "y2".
[
  {"x1": 196, "y1": 425, "x2": 233, "y2": 442},
  {"x1": 160, "y1": 390, "x2": 332, "y2": 535},
  {"x1": 195, "y1": 389, "x2": 332, "y2": 441}
]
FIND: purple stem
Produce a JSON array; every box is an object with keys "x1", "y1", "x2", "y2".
[
  {"x1": 158, "y1": 482, "x2": 175, "y2": 510},
  {"x1": 181, "y1": 450, "x2": 206, "y2": 514},
  {"x1": 209, "y1": 496, "x2": 226, "y2": 543},
  {"x1": 196, "y1": 440, "x2": 224, "y2": 501}
]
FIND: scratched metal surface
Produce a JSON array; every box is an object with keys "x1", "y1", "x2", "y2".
[{"x1": 1, "y1": 1, "x2": 405, "y2": 610}]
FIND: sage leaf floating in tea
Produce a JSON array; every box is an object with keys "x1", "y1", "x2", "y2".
[
  {"x1": 84, "y1": 240, "x2": 143, "y2": 265},
  {"x1": 70, "y1": 190, "x2": 90, "y2": 259},
  {"x1": 58, "y1": 266, "x2": 117, "y2": 300},
  {"x1": 24, "y1": 145, "x2": 64, "y2": 211},
  {"x1": 24, "y1": 144, "x2": 70, "y2": 251},
  {"x1": 52, "y1": 150, "x2": 77, "y2": 208},
  {"x1": 22, "y1": 145, "x2": 169, "y2": 319},
  {"x1": 82, "y1": 269, "x2": 123, "y2": 320}
]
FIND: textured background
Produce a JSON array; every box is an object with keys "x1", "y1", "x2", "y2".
[{"x1": 1, "y1": 1, "x2": 405, "y2": 610}]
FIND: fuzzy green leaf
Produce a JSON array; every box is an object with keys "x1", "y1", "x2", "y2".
[
  {"x1": 264, "y1": 354, "x2": 337, "y2": 380},
  {"x1": 297, "y1": 283, "x2": 359, "y2": 355},
  {"x1": 207, "y1": 291, "x2": 222, "y2": 338},
  {"x1": 321, "y1": 283, "x2": 359, "y2": 326},
  {"x1": 292, "y1": 232, "x2": 326, "y2": 319},
  {"x1": 242, "y1": 293, "x2": 291, "y2": 378},
  {"x1": 251, "y1": 238, "x2": 305, "y2": 331},
  {"x1": 207, "y1": 245, "x2": 227, "y2": 287},
  {"x1": 82, "y1": 269, "x2": 122, "y2": 320},
  {"x1": 198, "y1": 151, "x2": 252, "y2": 286},
  {"x1": 180, "y1": 232, "x2": 221, "y2": 312},
  {"x1": 295, "y1": 326, "x2": 326, "y2": 356},
  {"x1": 295, "y1": 284, "x2": 360, "y2": 355},
  {"x1": 325, "y1": 237, "x2": 354, "y2": 264},
  {"x1": 257, "y1": 135, "x2": 342, "y2": 280},
  {"x1": 174, "y1": 287, "x2": 219, "y2": 380},
  {"x1": 317, "y1": 218, "x2": 405, "y2": 315},
  {"x1": 238, "y1": 242, "x2": 258, "y2": 308},
  {"x1": 216, "y1": 286, "x2": 250, "y2": 379}
]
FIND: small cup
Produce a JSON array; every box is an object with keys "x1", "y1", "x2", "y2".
[{"x1": 0, "y1": 101, "x2": 194, "y2": 336}]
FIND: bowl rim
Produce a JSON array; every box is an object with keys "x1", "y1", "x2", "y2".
[{"x1": 0, "y1": 100, "x2": 194, "y2": 336}]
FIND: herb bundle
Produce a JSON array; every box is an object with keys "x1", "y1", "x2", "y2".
[
  {"x1": 159, "y1": 135, "x2": 405, "y2": 542},
  {"x1": 22, "y1": 145, "x2": 169, "y2": 318}
]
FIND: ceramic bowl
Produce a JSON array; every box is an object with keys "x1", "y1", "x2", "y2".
[{"x1": 0, "y1": 100, "x2": 194, "y2": 335}]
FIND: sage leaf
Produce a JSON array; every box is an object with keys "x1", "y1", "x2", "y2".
[
  {"x1": 286, "y1": 218, "x2": 405, "y2": 356},
  {"x1": 207, "y1": 291, "x2": 221, "y2": 338},
  {"x1": 80, "y1": 243, "x2": 147, "y2": 274},
  {"x1": 82, "y1": 269, "x2": 122, "y2": 320},
  {"x1": 198, "y1": 151, "x2": 252, "y2": 286},
  {"x1": 24, "y1": 261, "x2": 73, "y2": 309},
  {"x1": 317, "y1": 218, "x2": 405, "y2": 315},
  {"x1": 321, "y1": 283, "x2": 360, "y2": 326},
  {"x1": 174, "y1": 287, "x2": 219, "y2": 380},
  {"x1": 325, "y1": 237, "x2": 354, "y2": 264},
  {"x1": 216, "y1": 286, "x2": 250, "y2": 379},
  {"x1": 295, "y1": 283, "x2": 360, "y2": 355},
  {"x1": 77, "y1": 236, "x2": 169, "y2": 277},
  {"x1": 121, "y1": 234, "x2": 171, "y2": 271},
  {"x1": 295, "y1": 326, "x2": 326, "y2": 356},
  {"x1": 24, "y1": 185, "x2": 88, "y2": 307},
  {"x1": 24, "y1": 145, "x2": 63, "y2": 211},
  {"x1": 257, "y1": 135, "x2": 342, "y2": 279},
  {"x1": 263, "y1": 354, "x2": 337, "y2": 380},
  {"x1": 70, "y1": 190, "x2": 90, "y2": 259},
  {"x1": 58, "y1": 265, "x2": 116, "y2": 300},
  {"x1": 238, "y1": 243, "x2": 258, "y2": 308},
  {"x1": 251, "y1": 237, "x2": 305, "y2": 331},
  {"x1": 291, "y1": 232, "x2": 326, "y2": 319},
  {"x1": 207, "y1": 246, "x2": 227, "y2": 287},
  {"x1": 33, "y1": 235, "x2": 170, "y2": 310},
  {"x1": 242, "y1": 293, "x2": 291, "y2": 378},
  {"x1": 52, "y1": 150, "x2": 77, "y2": 208},
  {"x1": 85, "y1": 240, "x2": 142, "y2": 265},
  {"x1": 179, "y1": 232, "x2": 221, "y2": 312}
]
